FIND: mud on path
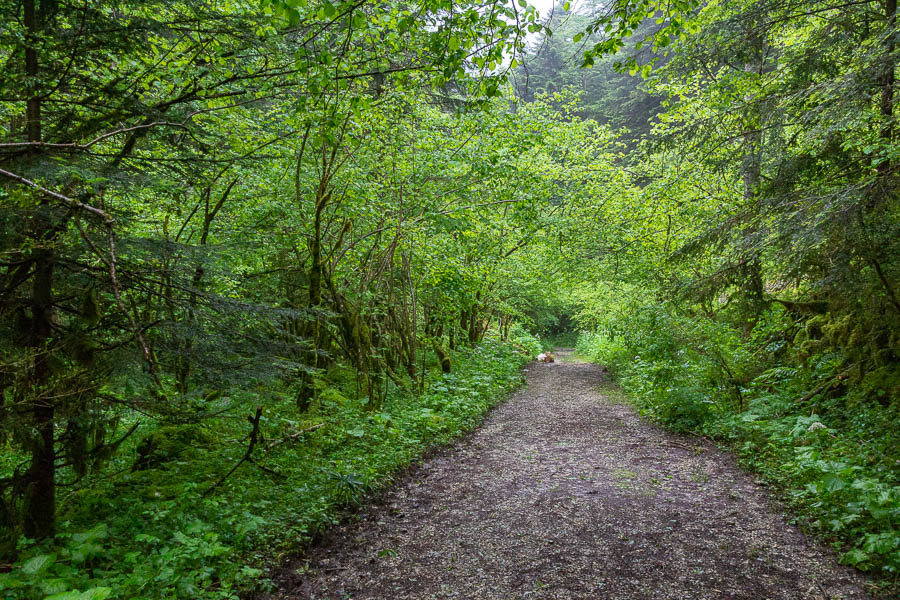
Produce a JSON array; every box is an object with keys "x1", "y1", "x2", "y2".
[{"x1": 270, "y1": 352, "x2": 872, "y2": 599}]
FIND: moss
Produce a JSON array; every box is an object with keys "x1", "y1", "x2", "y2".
[
  {"x1": 798, "y1": 338, "x2": 823, "y2": 360},
  {"x1": 133, "y1": 424, "x2": 214, "y2": 471},
  {"x1": 323, "y1": 364, "x2": 359, "y2": 399},
  {"x1": 846, "y1": 324, "x2": 864, "y2": 354},
  {"x1": 822, "y1": 314, "x2": 852, "y2": 346},
  {"x1": 873, "y1": 347, "x2": 895, "y2": 367},
  {"x1": 805, "y1": 315, "x2": 827, "y2": 340},
  {"x1": 317, "y1": 386, "x2": 349, "y2": 409},
  {"x1": 860, "y1": 366, "x2": 900, "y2": 405},
  {"x1": 431, "y1": 341, "x2": 452, "y2": 373}
]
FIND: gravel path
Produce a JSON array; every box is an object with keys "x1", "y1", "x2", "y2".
[{"x1": 271, "y1": 352, "x2": 872, "y2": 599}]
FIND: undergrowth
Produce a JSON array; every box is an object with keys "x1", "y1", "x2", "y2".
[
  {"x1": 576, "y1": 311, "x2": 900, "y2": 594},
  {"x1": 0, "y1": 337, "x2": 536, "y2": 600},
  {"x1": 542, "y1": 331, "x2": 579, "y2": 350}
]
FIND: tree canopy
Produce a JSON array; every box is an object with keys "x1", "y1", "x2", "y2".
[{"x1": 1, "y1": 0, "x2": 899, "y2": 597}]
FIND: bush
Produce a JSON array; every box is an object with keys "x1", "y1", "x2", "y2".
[
  {"x1": 509, "y1": 324, "x2": 542, "y2": 358},
  {"x1": 575, "y1": 299, "x2": 900, "y2": 583},
  {"x1": 575, "y1": 330, "x2": 629, "y2": 372},
  {"x1": 0, "y1": 340, "x2": 530, "y2": 600},
  {"x1": 133, "y1": 424, "x2": 214, "y2": 471}
]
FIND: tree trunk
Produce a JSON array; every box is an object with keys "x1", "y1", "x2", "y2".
[
  {"x1": 26, "y1": 249, "x2": 56, "y2": 540},
  {"x1": 878, "y1": 0, "x2": 897, "y2": 182},
  {"x1": 298, "y1": 187, "x2": 329, "y2": 411},
  {"x1": 23, "y1": 0, "x2": 56, "y2": 541},
  {"x1": 740, "y1": 24, "x2": 766, "y2": 335},
  {"x1": 467, "y1": 292, "x2": 481, "y2": 344}
]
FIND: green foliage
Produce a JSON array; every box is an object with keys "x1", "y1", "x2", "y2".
[
  {"x1": 1, "y1": 341, "x2": 528, "y2": 599},
  {"x1": 509, "y1": 325, "x2": 543, "y2": 358},
  {"x1": 559, "y1": 0, "x2": 900, "y2": 587},
  {"x1": 514, "y1": 1, "x2": 665, "y2": 139},
  {"x1": 542, "y1": 331, "x2": 578, "y2": 350},
  {"x1": 133, "y1": 425, "x2": 215, "y2": 471},
  {"x1": 578, "y1": 0, "x2": 700, "y2": 73},
  {"x1": 1, "y1": 0, "x2": 614, "y2": 558},
  {"x1": 575, "y1": 331, "x2": 627, "y2": 368},
  {"x1": 575, "y1": 296, "x2": 900, "y2": 579},
  {"x1": 1, "y1": 0, "x2": 898, "y2": 594}
]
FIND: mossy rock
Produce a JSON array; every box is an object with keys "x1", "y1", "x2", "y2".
[
  {"x1": 133, "y1": 424, "x2": 214, "y2": 471},
  {"x1": 317, "y1": 386, "x2": 349, "y2": 408}
]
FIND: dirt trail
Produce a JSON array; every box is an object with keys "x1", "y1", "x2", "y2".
[{"x1": 271, "y1": 352, "x2": 871, "y2": 599}]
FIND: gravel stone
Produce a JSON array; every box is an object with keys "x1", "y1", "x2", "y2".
[{"x1": 269, "y1": 352, "x2": 873, "y2": 600}]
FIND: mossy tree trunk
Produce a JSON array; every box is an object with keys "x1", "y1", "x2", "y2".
[{"x1": 21, "y1": 0, "x2": 56, "y2": 542}]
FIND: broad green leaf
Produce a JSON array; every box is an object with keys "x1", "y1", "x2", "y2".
[
  {"x1": 822, "y1": 475, "x2": 845, "y2": 493},
  {"x1": 81, "y1": 589, "x2": 113, "y2": 600},
  {"x1": 44, "y1": 592, "x2": 83, "y2": 600},
  {"x1": 22, "y1": 553, "x2": 55, "y2": 575}
]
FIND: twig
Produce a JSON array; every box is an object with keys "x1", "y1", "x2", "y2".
[
  {"x1": 106, "y1": 224, "x2": 161, "y2": 386},
  {"x1": 266, "y1": 422, "x2": 324, "y2": 450},
  {"x1": 253, "y1": 461, "x2": 286, "y2": 479},
  {"x1": 0, "y1": 122, "x2": 187, "y2": 151},
  {"x1": 661, "y1": 441, "x2": 695, "y2": 451},
  {"x1": 0, "y1": 166, "x2": 112, "y2": 224},
  {"x1": 203, "y1": 406, "x2": 263, "y2": 496},
  {"x1": 4, "y1": 166, "x2": 161, "y2": 385},
  {"x1": 72, "y1": 217, "x2": 160, "y2": 386},
  {"x1": 797, "y1": 363, "x2": 859, "y2": 405}
]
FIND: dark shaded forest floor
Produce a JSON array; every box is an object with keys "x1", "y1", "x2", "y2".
[{"x1": 267, "y1": 351, "x2": 873, "y2": 599}]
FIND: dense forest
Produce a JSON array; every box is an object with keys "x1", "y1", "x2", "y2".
[{"x1": 0, "y1": 0, "x2": 898, "y2": 597}]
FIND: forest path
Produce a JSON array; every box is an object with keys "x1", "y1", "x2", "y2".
[{"x1": 271, "y1": 351, "x2": 871, "y2": 600}]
